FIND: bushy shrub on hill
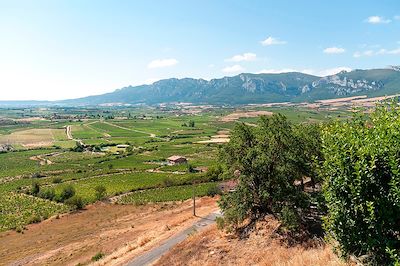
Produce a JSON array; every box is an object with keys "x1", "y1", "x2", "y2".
[{"x1": 320, "y1": 102, "x2": 400, "y2": 265}]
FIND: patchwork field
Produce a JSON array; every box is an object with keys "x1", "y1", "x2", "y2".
[{"x1": 0, "y1": 103, "x2": 357, "y2": 265}]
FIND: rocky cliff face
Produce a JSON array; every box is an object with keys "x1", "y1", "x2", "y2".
[{"x1": 60, "y1": 68, "x2": 400, "y2": 105}]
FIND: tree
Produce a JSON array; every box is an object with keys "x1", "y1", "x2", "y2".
[
  {"x1": 94, "y1": 185, "x2": 107, "y2": 201},
  {"x1": 320, "y1": 102, "x2": 400, "y2": 264},
  {"x1": 188, "y1": 120, "x2": 195, "y2": 127},
  {"x1": 218, "y1": 114, "x2": 320, "y2": 231}
]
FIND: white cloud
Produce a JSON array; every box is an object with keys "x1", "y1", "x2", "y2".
[
  {"x1": 147, "y1": 58, "x2": 178, "y2": 69},
  {"x1": 258, "y1": 68, "x2": 298, "y2": 74},
  {"x1": 366, "y1": 16, "x2": 391, "y2": 24},
  {"x1": 318, "y1": 67, "x2": 352, "y2": 77},
  {"x1": 354, "y1": 48, "x2": 400, "y2": 57},
  {"x1": 387, "y1": 48, "x2": 400, "y2": 54},
  {"x1": 261, "y1": 36, "x2": 287, "y2": 46},
  {"x1": 257, "y1": 67, "x2": 351, "y2": 77},
  {"x1": 323, "y1": 47, "x2": 346, "y2": 54},
  {"x1": 226, "y1": 52, "x2": 257, "y2": 62},
  {"x1": 222, "y1": 64, "x2": 245, "y2": 73},
  {"x1": 395, "y1": 15, "x2": 400, "y2": 20}
]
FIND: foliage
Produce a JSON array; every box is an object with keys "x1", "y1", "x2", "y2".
[
  {"x1": 206, "y1": 184, "x2": 221, "y2": 197},
  {"x1": 117, "y1": 183, "x2": 217, "y2": 205},
  {"x1": 94, "y1": 185, "x2": 107, "y2": 201},
  {"x1": 59, "y1": 185, "x2": 76, "y2": 202},
  {"x1": 65, "y1": 195, "x2": 85, "y2": 210},
  {"x1": 91, "y1": 252, "x2": 104, "y2": 261},
  {"x1": 0, "y1": 192, "x2": 69, "y2": 231},
  {"x1": 218, "y1": 114, "x2": 320, "y2": 231},
  {"x1": 320, "y1": 102, "x2": 400, "y2": 264},
  {"x1": 38, "y1": 188, "x2": 56, "y2": 200},
  {"x1": 31, "y1": 181, "x2": 40, "y2": 196}
]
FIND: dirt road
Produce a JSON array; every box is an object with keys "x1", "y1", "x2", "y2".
[
  {"x1": 0, "y1": 197, "x2": 218, "y2": 266},
  {"x1": 66, "y1": 125, "x2": 84, "y2": 146},
  {"x1": 127, "y1": 211, "x2": 221, "y2": 266}
]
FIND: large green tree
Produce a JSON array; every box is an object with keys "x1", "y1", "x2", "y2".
[{"x1": 218, "y1": 114, "x2": 321, "y2": 231}]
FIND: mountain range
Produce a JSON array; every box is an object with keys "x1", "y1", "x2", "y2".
[{"x1": 2, "y1": 67, "x2": 400, "y2": 106}]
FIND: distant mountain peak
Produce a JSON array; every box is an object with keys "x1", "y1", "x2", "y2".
[{"x1": 49, "y1": 68, "x2": 400, "y2": 106}]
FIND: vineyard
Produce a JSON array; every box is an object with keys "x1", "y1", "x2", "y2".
[
  {"x1": 117, "y1": 183, "x2": 219, "y2": 205},
  {"x1": 0, "y1": 105, "x2": 343, "y2": 233}
]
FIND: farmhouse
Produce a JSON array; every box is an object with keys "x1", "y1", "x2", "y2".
[
  {"x1": 116, "y1": 144, "x2": 130, "y2": 149},
  {"x1": 167, "y1": 155, "x2": 187, "y2": 165}
]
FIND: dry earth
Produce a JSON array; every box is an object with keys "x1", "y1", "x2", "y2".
[
  {"x1": 155, "y1": 216, "x2": 348, "y2": 266},
  {"x1": 0, "y1": 129, "x2": 61, "y2": 148},
  {"x1": 0, "y1": 197, "x2": 218, "y2": 266},
  {"x1": 220, "y1": 111, "x2": 273, "y2": 122}
]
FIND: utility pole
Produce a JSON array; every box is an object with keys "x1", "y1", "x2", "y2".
[{"x1": 192, "y1": 182, "x2": 196, "y2": 216}]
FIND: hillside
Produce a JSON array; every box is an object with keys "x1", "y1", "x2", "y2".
[
  {"x1": 1, "y1": 68, "x2": 400, "y2": 107},
  {"x1": 60, "y1": 67, "x2": 400, "y2": 105}
]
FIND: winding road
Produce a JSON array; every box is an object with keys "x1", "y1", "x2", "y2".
[{"x1": 127, "y1": 211, "x2": 221, "y2": 266}]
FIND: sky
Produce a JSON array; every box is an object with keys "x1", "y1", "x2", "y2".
[{"x1": 0, "y1": 0, "x2": 399, "y2": 101}]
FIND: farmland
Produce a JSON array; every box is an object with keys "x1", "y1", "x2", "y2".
[{"x1": 0, "y1": 104, "x2": 350, "y2": 233}]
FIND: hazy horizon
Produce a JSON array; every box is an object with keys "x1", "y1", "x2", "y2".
[{"x1": 1, "y1": 0, "x2": 399, "y2": 101}]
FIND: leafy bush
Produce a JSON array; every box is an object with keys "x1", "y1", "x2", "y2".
[
  {"x1": 31, "y1": 181, "x2": 40, "y2": 196},
  {"x1": 59, "y1": 185, "x2": 75, "y2": 202},
  {"x1": 65, "y1": 195, "x2": 85, "y2": 210},
  {"x1": 38, "y1": 188, "x2": 56, "y2": 200},
  {"x1": 94, "y1": 185, "x2": 107, "y2": 201},
  {"x1": 279, "y1": 206, "x2": 300, "y2": 232},
  {"x1": 320, "y1": 102, "x2": 400, "y2": 264},
  {"x1": 162, "y1": 177, "x2": 175, "y2": 187},
  {"x1": 218, "y1": 114, "x2": 320, "y2": 232},
  {"x1": 91, "y1": 252, "x2": 104, "y2": 261},
  {"x1": 52, "y1": 177, "x2": 62, "y2": 184},
  {"x1": 205, "y1": 165, "x2": 223, "y2": 181},
  {"x1": 206, "y1": 184, "x2": 221, "y2": 197}
]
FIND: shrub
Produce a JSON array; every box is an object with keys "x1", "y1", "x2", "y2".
[
  {"x1": 59, "y1": 184, "x2": 75, "y2": 202},
  {"x1": 187, "y1": 164, "x2": 195, "y2": 173},
  {"x1": 38, "y1": 188, "x2": 56, "y2": 200},
  {"x1": 65, "y1": 195, "x2": 85, "y2": 210},
  {"x1": 27, "y1": 214, "x2": 42, "y2": 224},
  {"x1": 52, "y1": 177, "x2": 62, "y2": 184},
  {"x1": 91, "y1": 252, "x2": 104, "y2": 261},
  {"x1": 319, "y1": 102, "x2": 400, "y2": 264},
  {"x1": 31, "y1": 181, "x2": 40, "y2": 196},
  {"x1": 279, "y1": 206, "x2": 300, "y2": 232},
  {"x1": 206, "y1": 184, "x2": 221, "y2": 197},
  {"x1": 206, "y1": 165, "x2": 223, "y2": 181},
  {"x1": 94, "y1": 185, "x2": 107, "y2": 201},
  {"x1": 162, "y1": 177, "x2": 175, "y2": 187}
]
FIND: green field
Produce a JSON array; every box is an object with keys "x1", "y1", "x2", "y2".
[{"x1": 0, "y1": 104, "x2": 348, "y2": 232}]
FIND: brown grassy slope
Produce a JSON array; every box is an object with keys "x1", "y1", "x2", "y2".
[{"x1": 155, "y1": 216, "x2": 348, "y2": 266}]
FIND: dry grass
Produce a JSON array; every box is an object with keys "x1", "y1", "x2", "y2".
[
  {"x1": 0, "y1": 128, "x2": 65, "y2": 147},
  {"x1": 220, "y1": 111, "x2": 273, "y2": 122},
  {"x1": 155, "y1": 216, "x2": 348, "y2": 266}
]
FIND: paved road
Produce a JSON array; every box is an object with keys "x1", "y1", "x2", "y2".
[{"x1": 127, "y1": 211, "x2": 221, "y2": 266}]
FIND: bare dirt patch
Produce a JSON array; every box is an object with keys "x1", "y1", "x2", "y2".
[
  {"x1": 155, "y1": 216, "x2": 347, "y2": 266},
  {"x1": 0, "y1": 197, "x2": 218, "y2": 266},
  {"x1": 220, "y1": 110, "x2": 273, "y2": 122},
  {"x1": 0, "y1": 129, "x2": 62, "y2": 148},
  {"x1": 196, "y1": 130, "x2": 231, "y2": 144}
]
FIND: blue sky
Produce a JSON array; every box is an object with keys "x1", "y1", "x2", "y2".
[{"x1": 0, "y1": 0, "x2": 399, "y2": 100}]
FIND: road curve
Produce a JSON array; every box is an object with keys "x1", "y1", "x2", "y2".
[{"x1": 126, "y1": 211, "x2": 221, "y2": 266}]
